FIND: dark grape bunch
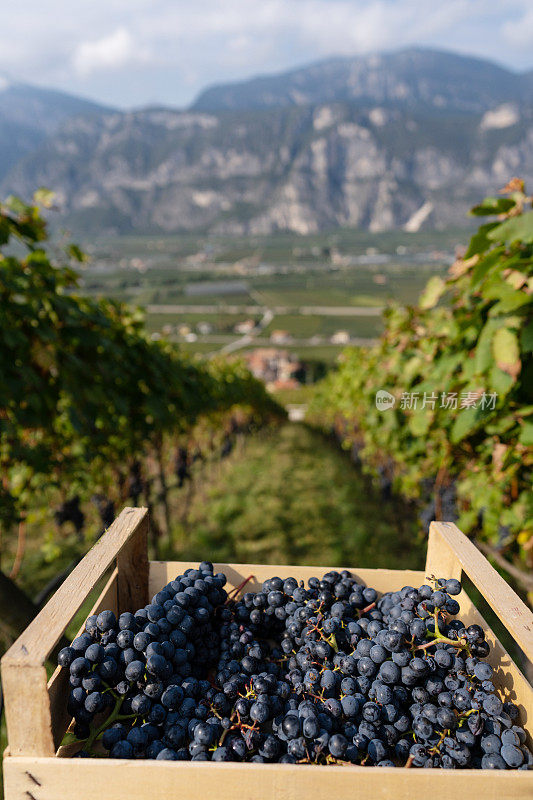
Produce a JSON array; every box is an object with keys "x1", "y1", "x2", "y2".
[{"x1": 57, "y1": 565, "x2": 533, "y2": 769}]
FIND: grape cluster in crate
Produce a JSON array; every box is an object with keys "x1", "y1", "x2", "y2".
[{"x1": 58, "y1": 562, "x2": 533, "y2": 769}]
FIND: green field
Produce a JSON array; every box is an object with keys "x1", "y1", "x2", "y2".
[
  {"x1": 84, "y1": 263, "x2": 446, "y2": 309},
  {"x1": 78, "y1": 228, "x2": 454, "y2": 366},
  {"x1": 262, "y1": 313, "x2": 382, "y2": 339},
  {"x1": 144, "y1": 311, "x2": 257, "y2": 335},
  {"x1": 146, "y1": 311, "x2": 382, "y2": 342},
  {"x1": 86, "y1": 225, "x2": 466, "y2": 266}
]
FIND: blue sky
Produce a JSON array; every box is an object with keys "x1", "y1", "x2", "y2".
[{"x1": 2, "y1": 1, "x2": 533, "y2": 108}]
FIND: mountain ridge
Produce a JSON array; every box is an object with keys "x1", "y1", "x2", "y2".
[
  {"x1": 3, "y1": 47, "x2": 533, "y2": 235},
  {"x1": 0, "y1": 80, "x2": 111, "y2": 182},
  {"x1": 192, "y1": 47, "x2": 531, "y2": 113}
]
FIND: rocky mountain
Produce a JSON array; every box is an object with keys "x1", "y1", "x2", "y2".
[
  {"x1": 2, "y1": 49, "x2": 533, "y2": 235},
  {"x1": 0, "y1": 79, "x2": 109, "y2": 182}
]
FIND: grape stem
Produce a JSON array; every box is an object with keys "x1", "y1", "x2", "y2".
[
  {"x1": 85, "y1": 694, "x2": 125, "y2": 753},
  {"x1": 226, "y1": 574, "x2": 256, "y2": 602},
  {"x1": 413, "y1": 610, "x2": 472, "y2": 655},
  {"x1": 357, "y1": 602, "x2": 376, "y2": 618}
]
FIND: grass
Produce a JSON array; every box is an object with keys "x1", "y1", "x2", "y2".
[
  {"x1": 148, "y1": 291, "x2": 256, "y2": 306},
  {"x1": 251, "y1": 286, "x2": 379, "y2": 307},
  {"x1": 168, "y1": 423, "x2": 422, "y2": 569},
  {"x1": 272, "y1": 385, "x2": 317, "y2": 405},
  {"x1": 81, "y1": 247, "x2": 448, "y2": 316},
  {"x1": 174, "y1": 341, "x2": 224, "y2": 355}
]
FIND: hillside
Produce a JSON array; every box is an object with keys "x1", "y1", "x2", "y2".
[{"x1": 0, "y1": 79, "x2": 109, "y2": 181}]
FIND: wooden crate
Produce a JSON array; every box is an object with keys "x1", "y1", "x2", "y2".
[{"x1": 2, "y1": 508, "x2": 533, "y2": 799}]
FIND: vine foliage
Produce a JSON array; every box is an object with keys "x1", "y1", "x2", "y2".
[
  {"x1": 312, "y1": 180, "x2": 533, "y2": 568},
  {"x1": 0, "y1": 192, "x2": 281, "y2": 532}
]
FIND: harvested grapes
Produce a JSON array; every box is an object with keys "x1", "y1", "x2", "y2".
[{"x1": 58, "y1": 564, "x2": 532, "y2": 769}]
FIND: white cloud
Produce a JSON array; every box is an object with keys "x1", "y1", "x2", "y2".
[
  {"x1": 503, "y1": 6, "x2": 533, "y2": 50},
  {"x1": 0, "y1": 0, "x2": 530, "y2": 107},
  {"x1": 73, "y1": 27, "x2": 143, "y2": 76}
]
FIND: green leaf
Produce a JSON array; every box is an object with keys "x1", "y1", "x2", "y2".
[
  {"x1": 470, "y1": 197, "x2": 515, "y2": 216},
  {"x1": 475, "y1": 319, "x2": 498, "y2": 374},
  {"x1": 464, "y1": 222, "x2": 499, "y2": 258},
  {"x1": 490, "y1": 291, "x2": 532, "y2": 314},
  {"x1": 409, "y1": 412, "x2": 431, "y2": 437},
  {"x1": 492, "y1": 328, "x2": 521, "y2": 378},
  {"x1": 419, "y1": 276, "x2": 446, "y2": 310},
  {"x1": 488, "y1": 365, "x2": 514, "y2": 395},
  {"x1": 487, "y1": 210, "x2": 533, "y2": 244},
  {"x1": 470, "y1": 247, "x2": 504, "y2": 287},
  {"x1": 451, "y1": 408, "x2": 479, "y2": 443},
  {"x1": 519, "y1": 421, "x2": 533, "y2": 447},
  {"x1": 60, "y1": 730, "x2": 83, "y2": 746},
  {"x1": 67, "y1": 243, "x2": 88, "y2": 263}
]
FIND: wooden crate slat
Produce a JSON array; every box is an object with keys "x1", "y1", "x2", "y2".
[
  {"x1": 3, "y1": 508, "x2": 148, "y2": 668},
  {"x1": 429, "y1": 521, "x2": 533, "y2": 662},
  {"x1": 117, "y1": 514, "x2": 149, "y2": 611},
  {"x1": 2, "y1": 665, "x2": 55, "y2": 760},
  {"x1": 4, "y1": 757, "x2": 533, "y2": 800},
  {"x1": 1, "y1": 507, "x2": 148, "y2": 758}
]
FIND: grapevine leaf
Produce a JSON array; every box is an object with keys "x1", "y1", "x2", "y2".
[
  {"x1": 33, "y1": 188, "x2": 56, "y2": 209},
  {"x1": 519, "y1": 422, "x2": 533, "y2": 446},
  {"x1": 67, "y1": 243, "x2": 88, "y2": 263},
  {"x1": 487, "y1": 210, "x2": 533, "y2": 244},
  {"x1": 490, "y1": 291, "x2": 532, "y2": 314},
  {"x1": 488, "y1": 365, "x2": 514, "y2": 396},
  {"x1": 451, "y1": 408, "x2": 480, "y2": 443},
  {"x1": 470, "y1": 197, "x2": 515, "y2": 216},
  {"x1": 475, "y1": 319, "x2": 498, "y2": 374},
  {"x1": 464, "y1": 222, "x2": 499, "y2": 258},
  {"x1": 470, "y1": 247, "x2": 504, "y2": 287},
  {"x1": 61, "y1": 731, "x2": 82, "y2": 747},
  {"x1": 492, "y1": 328, "x2": 521, "y2": 379},
  {"x1": 419, "y1": 276, "x2": 446, "y2": 310},
  {"x1": 408, "y1": 413, "x2": 431, "y2": 436}
]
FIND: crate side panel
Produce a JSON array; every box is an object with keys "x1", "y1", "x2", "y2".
[
  {"x1": 4, "y1": 757, "x2": 533, "y2": 800},
  {"x1": 149, "y1": 562, "x2": 426, "y2": 596}
]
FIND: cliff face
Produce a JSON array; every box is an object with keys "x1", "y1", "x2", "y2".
[{"x1": 3, "y1": 49, "x2": 533, "y2": 235}]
